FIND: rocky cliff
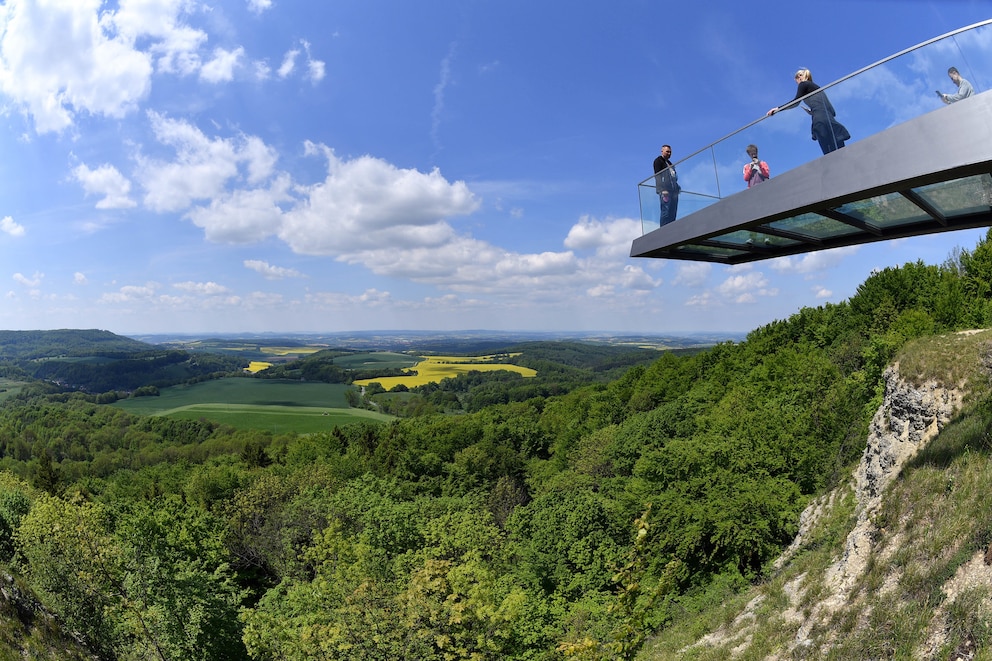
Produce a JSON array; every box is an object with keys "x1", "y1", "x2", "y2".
[{"x1": 670, "y1": 334, "x2": 992, "y2": 660}]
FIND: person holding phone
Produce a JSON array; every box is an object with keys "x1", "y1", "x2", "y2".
[
  {"x1": 939, "y1": 66, "x2": 973, "y2": 104},
  {"x1": 743, "y1": 144, "x2": 770, "y2": 188}
]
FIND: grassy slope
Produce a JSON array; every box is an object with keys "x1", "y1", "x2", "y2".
[
  {"x1": 640, "y1": 331, "x2": 992, "y2": 660},
  {"x1": 113, "y1": 378, "x2": 355, "y2": 413},
  {"x1": 112, "y1": 378, "x2": 382, "y2": 433},
  {"x1": 0, "y1": 380, "x2": 29, "y2": 405},
  {"x1": 162, "y1": 404, "x2": 391, "y2": 433}
]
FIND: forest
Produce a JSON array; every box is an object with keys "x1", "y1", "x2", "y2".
[{"x1": 0, "y1": 230, "x2": 990, "y2": 659}]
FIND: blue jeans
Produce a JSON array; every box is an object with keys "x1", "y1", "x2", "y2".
[{"x1": 659, "y1": 194, "x2": 679, "y2": 226}]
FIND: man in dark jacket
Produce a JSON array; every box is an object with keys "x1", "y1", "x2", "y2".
[{"x1": 653, "y1": 145, "x2": 680, "y2": 226}]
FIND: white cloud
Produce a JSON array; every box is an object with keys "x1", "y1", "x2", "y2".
[
  {"x1": 247, "y1": 0, "x2": 273, "y2": 14},
  {"x1": 277, "y1": 49, "x2": 298, "y2": 78},
  {"x1": 306, "y1": 288, "x2": 393, "y2": 308},
  {"x1": 685, "y1": 291, "x2": 714, "y2": 307},
  {"x1": 185, "y1": 175, "x2": 293, "y2": 243},
  {"x1": 432, "y1": 42, "x2": 456, "y2": 149},
  {"x1": 618, "y1": 264, "x2": 660, "y2": 290},
  {"x1": 0, "y1": 1, "x2": 255, "y2": 133},
  {"x1": 253, "y1": 60, "x2": 271, "y2": 80},
  {"x1": 13, "y1": 271, "x2": 42, "y2": 288},
  {"x1": 72, "y1": 163, "x2": 136, "y2": 209},
  {"x1": 307, "y1": 57, "x2": 326, "y2": 85},
  {"x1": 587, "y1": 284, "x2": 614, "y2": 298},
  {"x1": 277, "y1": 143, "x2": 479, "y2": 255},
  {"x1": 564, "y1": 215, "x2": 640, "y2": 256},
  {"x1": 814, "y1": 285, "x2": 833, "y2": 298},
  {"x1": 302, "y1": 40, "x2": 325, "y2": 84},
  {"x1": 0, "y1": 0, "x2": 153, "y2": 133},
  {"x1": 0, "y1": 216, "x2": 24, "y2": 237},
  {"x1": 673, "y1": 262, "x2": 711, "y2": 287},
  {"x1": 274, "y1": 41, "x2": 323, "y2": 84},
  {"x1": 769, "y1": 246, "x2": 858, "y2": 274},
  {"x1": 493, "y1": 252, "x2": 576, "y2": 277},
  {"x1": 112, "y1": 0, "x2": 207, "y2": 76},
  {"x1": 244, "y1": 259, "x2": 304, "y2": 279},
  {"x1": 241, "y1": 136, "x2": 278, "y2": 184},
  {"x1": 716, "y1": 271, "x2": 769, "y2": 299},
  {"x1": 74, "y1": 272, "x2": 87, "y2": 285},
  {"x1": 138, "y1": 111, "x2": 280, "y2": 213},
  {"x1": 244, "y1": 291, "x2": 284, "y2": 307},
  {"x1": 200, "y1": 46, "x2": 243, "y2": 83},
  {"x1": 99, "y1": 283, "x2": 159, "y2": 303},
  {"x1": 173, "y1": 281, "x2": 229, "y2": 295},
  {"x1": 128, "y1": 117, "x2": 662, "y2": 305}
]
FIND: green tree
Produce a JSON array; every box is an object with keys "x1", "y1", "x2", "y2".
[
  {"x1": 17, "y1": 494, "x2": 247, "y2": 660},
  {"x1": 16, "y1": 495, "x2": 119, "y2": 656},
  {"x1": 241, "y1": 521, "x2": 405, "y2": 660},
  {"x1": 111, "y1": 497, "x2": 247, "y2": 660},
  {"x1": 33, "y1": 450, "x2": 61, "y2": 496}
]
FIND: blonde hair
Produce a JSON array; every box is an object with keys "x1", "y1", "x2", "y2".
[{"x1": 795, "y1": 68, "x2": 812, "y2": 82}]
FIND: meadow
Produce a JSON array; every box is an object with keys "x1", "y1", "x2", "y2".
[
  {"x1": 162, "y1": 403, "x2": 391, "y2": 433},
  {"x1": 0, "y1": 379, "x2": 29, "y2": 404},
  {"x1": 112, "y1": 378, "x2": 385, "y2": 432},
  {"x1": 351, "y1": 354, "x2": 537, "y2": 389}
]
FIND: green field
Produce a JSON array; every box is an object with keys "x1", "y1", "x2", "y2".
[
  {"x1": 112, "y1": 378, "x2": 387, "y2": 432},
  {"x1": 161, "y1": 403, "x2": 391, "y2": 433},
  {"x1": 0, "y1": 379, "x2": 30, "y2": 404}
]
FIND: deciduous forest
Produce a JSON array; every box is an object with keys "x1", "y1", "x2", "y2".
[{"x1": 1, "y1": 231, "x2": 992, "y2": 659}]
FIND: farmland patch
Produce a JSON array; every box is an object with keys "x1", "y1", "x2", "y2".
[
  {"x1": 113, "y1": 378, "x2": 355, "y2": 414},
  {"x1": 161, "y1": 403, "x2": 391, "y2": 433},
  {"x1": 352, "y1": 354, "x2": 536, "y2": 389}
]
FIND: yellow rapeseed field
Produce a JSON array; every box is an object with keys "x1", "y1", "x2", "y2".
[
  {"x1": 264, "y1": 346, "x2": 324, "y2": 356},
  {"x1": 246, "y1": 361, "x2": 274, "y2": 373},
  {"x1": 352, "y1": 354, "x2": 536, "y2": 389}
]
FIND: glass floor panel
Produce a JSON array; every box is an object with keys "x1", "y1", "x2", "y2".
[
  {"x1": 763, "y1": 212, "x2": 863, "y2": 240},
  {"x1": 710, "y1": 230, "x2": 804, "y2": 248},
  {"x1": 833, "y1": 192, "x2": 930, "y2": 228},
  {"x1": 673, "y1": 244, "x2": 747, "y2": 258},
  {"x1": 914, "y1": 174, "x2": 992, "y2": 217}
]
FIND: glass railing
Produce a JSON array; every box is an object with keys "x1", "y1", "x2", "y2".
[{"x1": 638, "y1": 18, "x2": 992, "y2": 234}]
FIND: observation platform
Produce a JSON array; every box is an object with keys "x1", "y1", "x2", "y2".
[{"x1": 631, "y1": 20, "x2": 992, "y2": 265}]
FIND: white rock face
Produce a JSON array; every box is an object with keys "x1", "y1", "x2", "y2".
[
  {"x1": 687, "y1": 364, "x2": 966, "y2": 656},
  {"x1": 799, "y1": 366, "x2": 962, "y2": 646}
]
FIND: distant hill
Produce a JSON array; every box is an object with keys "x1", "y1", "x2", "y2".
[
  {"x1": 0, "y1": 329, "x2": 245, "y2": 393},
  {"x1": 132, "y1": 330, "x2": 744, "y2": 354},
  {"x1": 0, "y1": 329, "x2": 151, "y2": 360},
  {"x1": 0, "y1": 329, "x2": 729, "y2": 396}
]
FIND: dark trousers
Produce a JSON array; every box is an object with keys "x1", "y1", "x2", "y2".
[
  {"x1": 659, "y1": 194, "x2": 679, "y2": 226},
  {"x1": 813, "y1": 118, "x2": 849, "y2": 155}
]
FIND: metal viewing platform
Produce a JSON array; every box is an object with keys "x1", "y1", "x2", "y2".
[{"x1": 631, "y1": 20, "x2": 992, "y2": 265}]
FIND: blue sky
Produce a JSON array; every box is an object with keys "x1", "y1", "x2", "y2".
[{"x1": 0, "y1": 0, "x2": 990, "y2": 335}]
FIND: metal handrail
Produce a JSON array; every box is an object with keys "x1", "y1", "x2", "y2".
[{"x1": 638, "y1": 18, "x2": 992, "y2": 189}]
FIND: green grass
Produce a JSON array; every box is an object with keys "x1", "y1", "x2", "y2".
[
  {"x1": 113, "y1": 377, "x2": 355, "y2": 414},
  {"x1": 895, "y1": 329, "x2": 992, "y2": 396},
  {"x1": 161, "y1": 403, "x2": 392, "y2": 433},
  {"x1": 112, "y1": 378, "x2": 391, "y2": 433},
  {"x1": 0, "y1": 379, "x2": 29, "y2": 404}
]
